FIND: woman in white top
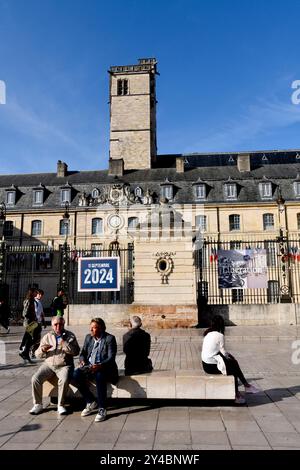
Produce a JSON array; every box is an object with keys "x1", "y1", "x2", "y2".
[{"x1": 201, "y1": 315, "x2": 260, "y2": 404}]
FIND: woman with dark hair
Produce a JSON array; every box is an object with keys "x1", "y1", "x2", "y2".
[
  {"x1": 201, "y1": 315, "x2": 260, "y2": 404},
  {"x1": 19, "y1": 288, "x2": 38, "y2": 363}
]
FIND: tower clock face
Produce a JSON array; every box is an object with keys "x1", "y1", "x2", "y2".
[{"x1": 108, "y1": 214, "x2": 122, "y2": 229}]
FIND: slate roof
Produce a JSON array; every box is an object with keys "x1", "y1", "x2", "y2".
[{"x1": 1, "y1": 150, "x2": 300, "y2": 210}]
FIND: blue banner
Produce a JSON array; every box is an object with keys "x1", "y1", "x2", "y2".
[{"x1": 78, "y1": 257, "x2": 120, "y2": 292}]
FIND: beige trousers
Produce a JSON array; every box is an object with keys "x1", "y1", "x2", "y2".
[{"x1": 31, "y1": 363, "x2": 72, "y2": 406}]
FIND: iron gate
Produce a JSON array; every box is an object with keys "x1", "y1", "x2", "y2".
[{"x1": 195, "y1": 236, "x2": 300, "y2": 305}]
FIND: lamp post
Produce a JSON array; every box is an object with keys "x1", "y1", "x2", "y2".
[
  {"x1": 276, "y1": 189, "x2": 291, "y2": 302},
  {"x1": 0, "y1": 201, "x2": 7, "y2": 295},
  {"x1": 276, "y1": 189, "x2": 285, "y2": 238},
  {"x1": 61, "y1": 202, "x2": 70, "y2": 295}
]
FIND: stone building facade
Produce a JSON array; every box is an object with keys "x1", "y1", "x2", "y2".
[{"x1": 1, "y1": 58, "x2": 300, "y2": 326}]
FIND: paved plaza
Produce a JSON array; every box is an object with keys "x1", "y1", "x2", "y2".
[{"x1": 1, "y1": 324, "x2": 300, "y2": 450}]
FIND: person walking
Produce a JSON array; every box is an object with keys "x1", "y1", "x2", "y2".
[
  {"x1": 51, "y1": 288, "x2": 68, "y2": 317},
  {"x1": 30, "y1": 316, "x2": 80, "y2": 415},
  {"x1": 201, "y1": 315, "x2": 261, "y2": 404},
  {"x1": 123, "y1": 316, "x2": 153, "y2": 375},
  {"x1": 31, "y1": 289, "x2": 46, "y2": 360},
  {"x1": 73, "y1": 318, "x2": 118, "y2": 422},
  {"x1": 19, "y1": 288, "x2": 39, "y2": 363}
]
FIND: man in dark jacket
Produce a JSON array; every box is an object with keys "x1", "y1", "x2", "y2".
[
  {"x1": 123, "y1": 316, "x2": 153, "y2": 375},
  {"x1": 73, "y1": 318, "x2": 118, "y2": 422},
  {"x1": 51, "y1": 288, "x2": 67, "y2": 317}
]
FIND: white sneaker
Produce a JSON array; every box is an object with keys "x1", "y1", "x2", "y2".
[
  {"x1": 57, "y1": 405, "x2": 67, "y2": 415},
  {"x1": 245, "y1": 384, "x2": 261, "y2": 394},
  {"x1": 29, "y1": 404, "x2": 43, "y2": 415},
  {"x1": 94, "y1": 408, "x2": 107, "y2": 422},
  {"x1": 81, "y1": 401, "x2": 98, "y2": 417}
]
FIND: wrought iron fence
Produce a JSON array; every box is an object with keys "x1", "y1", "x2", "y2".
[
  {"x1": 68, "y1": 246, "x2": 134, "y2": 304},
  {"x1": 195, "y1": 236, "x2": 300, "y2": 305},
  {"x1": 0, "y1": 244, "x2": 134, "y2": 313}
]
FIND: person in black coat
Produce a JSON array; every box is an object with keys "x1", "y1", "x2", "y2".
[
  {"x1": 0, "y1": 297, "x2": 10, "y2": 333},
  {"x1": 73, "y1": 317, "x2": 118, "y2": 422},
  {"x1": 123, "y1": 316, "x2": 153, "y2": 375}
]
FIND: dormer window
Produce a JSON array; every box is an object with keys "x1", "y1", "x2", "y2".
[
  {"x1": 92, "y1": 188, "x2": 99, "y2": 199},
  {"x1": 6, "y1": 190, "x2": 16, "y2": 206},
  {"x1": 259, "y1": 182, "x2": 272, "y2": 199},
  {"x1": 33, "y1": 189, "x2": 44, "y2": 205},
  {"x1": 194, "y1": 184, "x2": 206, "y2": 200},
  {"x1": 61, "y1": 188, "x2": 71, "y2": 204},
  {"x1": 134, "y1": 186, "x2": 143, "y2": 198},
  {"x1": 294, "y1": 181, "x2": 300, "y2": 198},
  {"x1": 161, "y1": 185, "x2": 173, "y2": 200},
  {"x1": 161, "y1": 179, "x2": 174, "y2": 201},
  {"x1": 117, "y1": 79, "x2": 129, "y2": 96},
  {"x1": 224, "y1": 183, "x2": 237, "y2": 200}
]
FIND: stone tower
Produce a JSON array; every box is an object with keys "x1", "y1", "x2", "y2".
[{"x1": 109, "y1": 58, "x2": 157, "y2": 170}]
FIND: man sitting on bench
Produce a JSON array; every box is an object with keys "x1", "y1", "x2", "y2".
[
  {"x1": 72, "y1": 318, "x2": 118, "y2": 422},
  {"x1": 123, "y1": 316, "x2": 153, "y2": 375}
]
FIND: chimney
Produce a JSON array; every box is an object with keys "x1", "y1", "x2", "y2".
[
  {"x1": 176, "y1": 157, "x2": 184, "y2": 173},
  {"x1": 237, "y1": 153, "x2": 250, "y2": 172},
  {"x1": 109, "y1": 158, "x2": 124, "y2": 177},
  {"x1": 57, "y1": 160, "x2": 68, "y2": 177}
]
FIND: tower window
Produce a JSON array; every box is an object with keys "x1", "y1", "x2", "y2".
[{"x1": 117, "y1": 79, "x2": 129, "y2": 96}]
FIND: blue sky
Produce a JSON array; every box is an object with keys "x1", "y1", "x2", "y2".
[{"x1": 1, "y1": 0, "x2": 300, "y2": 175}]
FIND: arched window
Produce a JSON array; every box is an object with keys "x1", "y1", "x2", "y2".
[
  {"x1": 31, "y1": 220, "x2": 42, "y2": 236},
  {"x1": 134, "y1": 187, "x2": 143, "y2": 198},
  {"x1": 92, "y1": 218, "x2": 103, "y2": 235},
  {"x1": 128, "y1": 217, "x2": 139, "y2": 230},
  {"x1": 92, "y1": 188, "x2": 99, "y2": 199},
  {"x1": 263, "y1": 213, "x2": 274, "y2": 231},
  {"x1": 229, "y1": 214, "x2": 240, "y2": 231}
]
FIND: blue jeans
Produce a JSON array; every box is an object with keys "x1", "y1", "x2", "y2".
[{"x1": 73, "y1": 367, "x2": 107, "y2": 409}]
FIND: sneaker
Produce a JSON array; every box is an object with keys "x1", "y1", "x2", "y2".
[
  {"x1": 81, "y1": 401, "x2": 98, "y2": 417},
  {"x1": 29, "y1": 404, "x2": 43, "y2": 415},
  {"x1": 57, "y1": 405, "x2": 68, "y2": 415},
  {"x1": 94, "y1": 408, "x2": 107, "y2": 422},
  {"x1": 19, "y1": 351, "x2": 32, "y2": 363},
  {"x1": 245, "y1": 384, "x2": 261, "y2": 394},
  {"x1": 234, "y1": 395, "x2": 246, "y2": 405}
]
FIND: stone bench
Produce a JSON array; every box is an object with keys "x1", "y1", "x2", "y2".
[{"x1": 43, "y1": 370, "x2": 235, "y2": 400}]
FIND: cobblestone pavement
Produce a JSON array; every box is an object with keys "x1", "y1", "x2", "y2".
[{"x1": 1, "y1": 325, "x2": 300, "y2": 450}]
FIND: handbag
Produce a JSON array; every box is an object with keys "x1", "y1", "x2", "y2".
[{"x1": 25, "y1": 321, "x2": 39, "y2": 337}]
